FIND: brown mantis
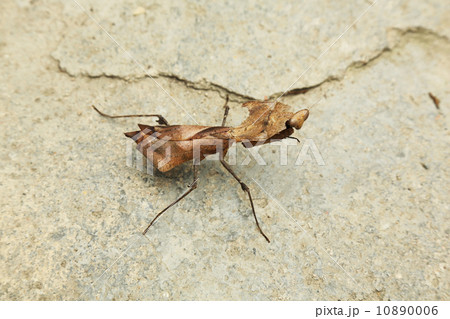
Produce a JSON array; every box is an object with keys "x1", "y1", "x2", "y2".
[{"x1": 92, "y1": 97, "x2": 309, "y2": 243}]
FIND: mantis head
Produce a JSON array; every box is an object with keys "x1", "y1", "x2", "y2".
[{"x1": 287, "y1": 109, "x2": 309, "y2": 130}]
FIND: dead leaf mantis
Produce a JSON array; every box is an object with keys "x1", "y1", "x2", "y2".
[{"x1": 92, "y1": 96, "x2": 309, "y2": 243}]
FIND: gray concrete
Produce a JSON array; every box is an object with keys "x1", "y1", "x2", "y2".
[{"x1": 0, "y1": 0, "x2": 448, "y2": 300}]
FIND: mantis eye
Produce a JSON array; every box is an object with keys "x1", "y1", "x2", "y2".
[{"x1": 288, "y1": 109, "x2": 309, "y2": 130}]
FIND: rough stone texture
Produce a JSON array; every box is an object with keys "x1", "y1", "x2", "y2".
[
  {"x1": 53, "y1": 0, "x2": 450, "y2": 99},
  {"x1": 0, "y1": 0, "x2": 449, "y2": 300}
]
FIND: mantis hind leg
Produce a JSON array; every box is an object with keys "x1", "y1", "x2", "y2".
[
  {"x1": 92, "y1": 105, "x2": 170, "y2": 126},
  {"x1": 220, "y1": 159, "x2": 270, "y2": 243},
  {"x1": 142, "y1": 163, "x2": 199, "y2": 235}
]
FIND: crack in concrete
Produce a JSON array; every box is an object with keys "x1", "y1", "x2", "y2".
[
  {"x1": 52, "y1": 26, "x2": 448, "y2": 102},
  {"x1": 268, "y1": 26, "x2": 449, "y2": 100},
  {"x1": 157, "y1": 72, "x2": 255, "y2": 102},
  {"x1": 51, "y1": 54, "x2": 253, "y2": 102}
]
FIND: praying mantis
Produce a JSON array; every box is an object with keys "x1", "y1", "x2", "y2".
[{"x1": 93, "y1": 97, "x2": 309, "y2": 243}]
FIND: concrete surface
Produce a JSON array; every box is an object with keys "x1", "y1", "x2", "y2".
[{"x1": 0, "y1": 0, "x2": 449, "y2": 300}]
